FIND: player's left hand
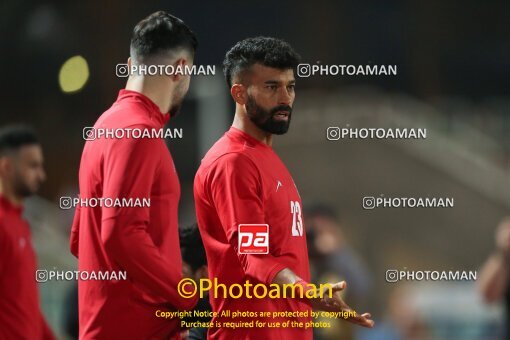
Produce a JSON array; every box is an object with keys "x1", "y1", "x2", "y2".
[{"x1": 312, "y1": 281, "x2": 375, "y2": 328}]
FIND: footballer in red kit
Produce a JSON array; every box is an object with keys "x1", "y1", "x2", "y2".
[
  {"x1": 194, "y1": 37, "x2": 374, "y2": 339},
  {"x1": 0, "y1": 126, "x2": 54, "y2": 340},
  {"x1": 70, "y1": 12, "x2": 199, "y2": 339}
]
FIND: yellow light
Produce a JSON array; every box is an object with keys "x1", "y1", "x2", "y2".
[{"x1": 58, "y1": 55, "x2": 89, "y2": 93}]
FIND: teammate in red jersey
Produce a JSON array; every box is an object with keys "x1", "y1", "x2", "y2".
[
  {"x1": 0, "y1": 125, "x2": 54, "y2": 339},
  {"x1": 70, "y1": 12, "x2": 198, "y2": 339},
  {"x1": 194, "y1": 37, "x2": 374, "y2": 339}
]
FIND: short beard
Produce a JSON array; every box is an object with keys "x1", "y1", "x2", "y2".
[
  {"x1": 13, "y1": 176, "x2": 37, "y2": 198},
  {"x1": 245, "y1": 96, "x2": 292, "y2": 135},
  {"x1": 169, "y1": 103, "x2": 181, "y2": 118},
  {"x1": 169, "y1": 78, "x2": 189, "y2": 118}
]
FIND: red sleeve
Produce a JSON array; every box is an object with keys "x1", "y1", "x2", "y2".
[
  {"x1": 100, "y1": 136, "x2": 197, "y2": 311},
  {"x1": 208, "y1": 153, "x2": 287, "y2": 284},
  {"x1": 69, "y1": 206, "x2": 80, "y2": 258}
]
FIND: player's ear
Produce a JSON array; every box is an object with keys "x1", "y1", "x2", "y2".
[
  {"x1": 171, "y1": 58, "x2": 187, "y2": 81},
  {"x1": 0, "y1": 157, "x2": 5, "y2": 176},
  {"x1": 0, "y1": 157, "x2": 12, "y2": 177},
  {"x1": 127, "y1": 57, "x2": 132, "y2": 68},
  {"x1": 231, "y1": 83, "x2": 247, "y2": 105}
]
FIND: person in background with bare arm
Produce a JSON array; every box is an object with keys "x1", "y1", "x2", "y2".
[{"x1": 478, "y1": 217, "x2": 510, "y2": 339}]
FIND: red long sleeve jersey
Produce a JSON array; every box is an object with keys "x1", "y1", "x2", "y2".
[
  {"x1": 193, "y1": 127, "x2": 312, "y2": 339},
  {"x1": 0, "y1": 196, "x2": 55, "y2": 340},
  {"x1": 70, "y1": 90, "x2": 197, "y2": 339}
]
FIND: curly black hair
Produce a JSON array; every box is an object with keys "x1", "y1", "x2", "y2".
[{"x1": 223, "y1": 36, "x2": 301, "y2": 87}]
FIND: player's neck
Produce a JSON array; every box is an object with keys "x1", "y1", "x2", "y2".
[
  {"x1": 125, "y1": 77, "x2": 171, "y2": 115},
  {"x1": 0, "y1": 184, "x2": 23, "y2": 207},
  {"x1": 232, "y1": 113, "x2": 273, "y2": 146}
]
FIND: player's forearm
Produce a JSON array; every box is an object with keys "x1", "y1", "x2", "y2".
[
  {"x1": 102, "y1": 218, "x2": 198, "y2": 310},
  {"x1": 272, "y1": 268, "x2": 323, "y2": 308},
  {"x1": 478, "y1": 251, "x2": 509, "y2": 303},
  {"x1": 272, "y1": 268, "x2": 300, "y2": 285},
  {"x1": 272, "y1": 268, "x2": 313, "y2": 300}
]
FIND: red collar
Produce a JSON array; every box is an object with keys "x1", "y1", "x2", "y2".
[
  {"x1": 227, "y1": 126, "x2": 273, "y2": 150},
  {"x1": 117, "y1": 89, "x2": 170, "y2": 127}
]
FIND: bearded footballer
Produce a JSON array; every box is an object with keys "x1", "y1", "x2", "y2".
[{"x1": 193, "y1": 37, "x2": 374, "y2": 339}]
